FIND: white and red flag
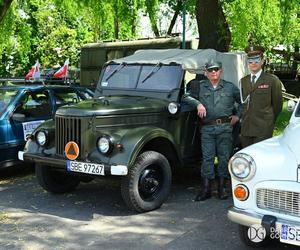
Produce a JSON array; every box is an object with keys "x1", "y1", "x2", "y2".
[
  {"x1": 53, "y1": 59, "x2": 69, "y2": 78},
  {"x1": 25, "y1": 60, "x2": 40, "y2": 80}
]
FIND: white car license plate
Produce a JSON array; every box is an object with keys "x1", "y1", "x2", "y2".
[
  {"x1": 67, "y1": 161, "x2": 104, "y2": 176},
  {"x1": 280, "y1": 223, "x2": 300, "y2": 246}
]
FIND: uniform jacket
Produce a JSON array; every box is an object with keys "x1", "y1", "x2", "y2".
[
  {"x1": 240, "y1": 72, "x2": 283, "y2": 137},
  {"x1": 182, "y1": 79, "x2": 242, "y2": 129}
]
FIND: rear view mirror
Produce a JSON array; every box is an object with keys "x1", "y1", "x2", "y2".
[{"x1": 287, "y1": 100, "x2": 297, "y2": 112}]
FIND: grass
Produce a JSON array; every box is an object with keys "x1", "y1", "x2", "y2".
[{"x1": 273, "y1": 101, "x2": 293, "y2": 136}]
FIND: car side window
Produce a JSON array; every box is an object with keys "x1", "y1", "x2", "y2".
[
  {"x1": 80, "y1": 90, "x2": 93, "y2": 99},
  {"x1": 53, "y1": 90, "x2": 82, "y2": 106},
  {"x1": 16, "y1": 91, "x2": 51, "y2": 119}
]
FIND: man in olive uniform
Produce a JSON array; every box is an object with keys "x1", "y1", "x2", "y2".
[
  {"x1": 240, "y1": 45, "x2": 283, "y2": 148},
  {"x1": 182, "y1": 60, "x2": 242, "y2": 201}
]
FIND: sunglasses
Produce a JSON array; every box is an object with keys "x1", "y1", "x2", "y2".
[
  {"x1": 247, "y1": 57, "x2": 262, "y2": 64},
  {"x1": 206, "y1": 67, "x2": 220, "y2": 72}
]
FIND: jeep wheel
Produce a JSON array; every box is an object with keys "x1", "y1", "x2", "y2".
[
  {"x1": 36, "y1": 164, "x2": 80, "y2": 194},
  {"x1": 121, "y1": 151, "x2": 172, "y2": 213},
  {"x1": 239, "y1": 225, "x2": 271, "y2": 248}
]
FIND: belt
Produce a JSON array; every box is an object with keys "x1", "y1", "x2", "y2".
[{"x1": 202, "y1": 117, "x2": 231, "y2": 126}]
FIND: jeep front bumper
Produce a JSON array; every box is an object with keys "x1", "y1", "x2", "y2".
[{"x1": 18, "y1": 151, "x2": 128, "y2": 176}]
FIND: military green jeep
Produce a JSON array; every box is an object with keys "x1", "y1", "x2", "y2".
[{"x1": 20, "y1": 49, "x2": 248, "y2": 212}]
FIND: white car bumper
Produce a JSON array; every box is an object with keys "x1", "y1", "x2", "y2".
[{"x1": 228, "y1": 206, "x2": 300, "y2": 227}]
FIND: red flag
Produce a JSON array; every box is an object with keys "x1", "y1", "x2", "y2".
[
  {"x1": 25, "y1": 60, "x2": 40, "y2": 80},
  {"x1": 53, "y1": 59, "x2": 69, "y2": 78}
]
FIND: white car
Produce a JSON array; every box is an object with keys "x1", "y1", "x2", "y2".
[{"x1": 227, "y1": 99, "x2": 300, "y2": 247}]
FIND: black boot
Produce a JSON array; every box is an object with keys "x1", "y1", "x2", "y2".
[
  {"x1": 218, "y1": 177, "x2": 228, "y2": 200},
  {"x1": 194, "y1": 178, "x2": 211, "y2": 201}
]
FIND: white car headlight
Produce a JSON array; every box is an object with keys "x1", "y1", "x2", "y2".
[
  {"x1": 168, "y1": 102, "x2": 180, "y2": 114},
  {"x1": 36, "y1": 130, "x2": 47, "y2": 146},
  {"x1": 229, "y1": 153, "x2": 256, "y2": 181},
  {"x1": 97, "y1": 135, "x2": 113, "y2": 154}
]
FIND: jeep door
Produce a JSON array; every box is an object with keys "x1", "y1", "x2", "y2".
[{"x1": 177, "y1": 78, "x2": 202, "y2": 165}]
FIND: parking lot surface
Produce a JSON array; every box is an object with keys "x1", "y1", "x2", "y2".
[{"x1": 0, "y1": 167, "x2": 298, "y2": 250}]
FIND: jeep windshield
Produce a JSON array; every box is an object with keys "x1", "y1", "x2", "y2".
[
  {"x1": 99, "y1": 64, "x2": 182, "y2": 91},
  {"x1": 0, "y1": 89, "x2": 19, "y2": 117}
]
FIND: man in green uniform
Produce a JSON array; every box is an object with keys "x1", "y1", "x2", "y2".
[
  {"x1": 240, "y1": 45, "x2": 283, "y2": 148},
  {"x1": 182, "y1": 60, "x2": 242, "y2": 201}
]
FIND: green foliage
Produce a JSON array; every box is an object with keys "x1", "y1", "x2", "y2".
[
  {"x1": 279, "y1": 0, "x2": 300, "y2": 47},
  {"x1": 273, "y1": 101, "x2": 292, "y2": 136},
  {"x1": 0, "y1": 0, "x2": 299, "y2": 76},
  {"x1": 0, "y1": 0, "x2": 150, "y2": 76},
  {"x1": 0, "y1": 0, "x2": 95, "y2": 76},
  {"x1": 224, "y1": 0, "x2": 299, "y2": 52},
  {"x1": 0, "y1": 2, "x2": 16, "y2": 75}
]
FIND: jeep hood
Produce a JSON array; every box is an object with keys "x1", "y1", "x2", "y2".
[{"x1": 56, "y1": 96, "x2": 169, "y2": 116}]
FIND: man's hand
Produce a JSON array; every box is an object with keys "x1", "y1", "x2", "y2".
[
  {"x1": 197, "y1": 103, "x2": 206, "y2": 118},
  {"x1": 230, "y1": 115, "x2": 239, "y2": 125}
]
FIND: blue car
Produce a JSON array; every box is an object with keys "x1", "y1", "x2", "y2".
[{"x1": 0, "y1": 83, "x2": 93, "y2": 169}]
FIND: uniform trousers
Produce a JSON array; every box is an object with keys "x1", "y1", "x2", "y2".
[{"x1": 201, "y1": 124, "x2": 232, "y2": 180}]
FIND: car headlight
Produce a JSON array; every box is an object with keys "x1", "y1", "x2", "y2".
[
  {"x1": 168, "y1": 102, "x2": 180, "y2": 115},
  {"x1": 97, "y1": 135, "x2": 114, "y2": 154},
  {"x1": 229, "y1": 153, "x2": 256, "y2": 181},
  {"x1": 36, "y1": 130, "x2": 47, "y2": 146}
]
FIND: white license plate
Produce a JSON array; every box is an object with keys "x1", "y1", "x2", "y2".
[
  {"x1": 280, "y1": 223, "x2": 300, "y2": 246},
  {"x1": 67, "y1": 161, "x2": 104, "y2": 176}
]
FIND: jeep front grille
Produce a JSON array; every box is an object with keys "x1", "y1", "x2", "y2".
[
  {"x1": 257, "y1": 188, "x2": 300, "y2": 218},
  {"x1": 55, "y1": 116, "x2": 81, "y2": 157}
]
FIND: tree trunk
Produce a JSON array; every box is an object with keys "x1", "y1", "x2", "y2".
[
  {"x1": 167, "y1": 1, "x2": 182, "y2": 35},
  {"x1": 0, "y1": 0, "x2": 13, "y2": 24},
  {"x1": 114, "y1": 18, "x2": 119, "y2": 39},
  {"x1": 196, "y1": 0, "x2": 231, "y2": 52},
  {"x1": 149, "y1": 16, "x2": 160, "y2": 37}
]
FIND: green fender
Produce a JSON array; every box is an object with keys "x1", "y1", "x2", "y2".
[{"x1": 108, "y1": 126, "x2": 180, "y2": 167}]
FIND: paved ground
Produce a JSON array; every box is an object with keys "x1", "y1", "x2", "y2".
[{"x1": 0, "y1": 166, "x2": 298, "y2": 250}]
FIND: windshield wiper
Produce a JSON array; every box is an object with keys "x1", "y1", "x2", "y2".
[
  {"x1": 141, "y1": 63, "x2": 162, "y2": 83},
  {"x1": 105, "y1": 63, "x2": 126, "y2": 81}
]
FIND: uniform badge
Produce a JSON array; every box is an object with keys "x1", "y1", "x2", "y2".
[{"x1": 258, "y1": 84, "x2": 269, "y2": 89}]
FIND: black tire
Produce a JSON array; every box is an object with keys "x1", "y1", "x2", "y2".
[
  {"x1": 121, "y1": 151, "x2": 172, "y2": 213},
  {"x1": 35, "y1": 164, "x2": 80, "y2": 194},
  {"x1": 239, "y1": 225, "x2": 271, "y2": 248}
]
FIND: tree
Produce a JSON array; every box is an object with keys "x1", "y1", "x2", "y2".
[
  {"x1": 167, "y1": 0, "x2": 182, "y2": 35},
  {"x1": 0, "y1": 0, "x2": 13, "y2": 23},
  {"x1": 145, "y1": 0, "x2": 160, "y2": 37},
  {"x1": 224, "y1": 0, "x2": 299, "y2": 52},
  {"x1": 196, "y1": 0, "x2": 231, "y2": 51},
  {"x1": 0, "y1": 0, "x2": 299, "y2": 76}
]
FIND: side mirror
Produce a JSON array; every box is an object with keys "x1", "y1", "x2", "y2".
[
  {"x1": 287, "y1": 100, "x2": 297, "y2": 112},
  {"x1": 11, "y1": 113, "x2": 26, "y2": 122}
]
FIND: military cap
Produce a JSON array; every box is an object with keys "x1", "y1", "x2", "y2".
[
  {"x1": 205, "y1": 59, "x2": 222, "y2": 70},
  {"x1": 244, "y1": 44, "x2": 265, "y2": 58}
]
